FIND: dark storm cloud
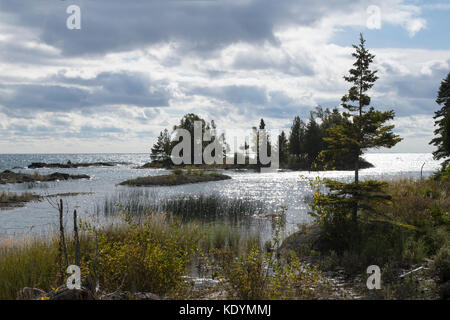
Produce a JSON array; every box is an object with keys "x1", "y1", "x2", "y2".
[
  {"x1": 232, "y1": 50, "x2": 315, "y2": 75},
  {"x1": 375, "y1": 61, "x2": 450, "y2": 117},
  {"x1": 190, "y1": 84, "x2": 310, "y2": 119},
  {"x1": 0, "y1": 0, "x2": 363, "y2": 58},
  {"x1": 192, "y1": 85, "x2": 268, "y2": 105},
  {"x1": 0, "y1": 71, "x2": 171, "y2": 113}
]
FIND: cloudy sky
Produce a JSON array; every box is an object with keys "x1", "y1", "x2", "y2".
[{"x1": 0, "y1": 0, "x2": 449, "y2": 153}]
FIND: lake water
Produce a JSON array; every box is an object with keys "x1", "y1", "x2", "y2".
[{"x1": 0, "y1": 153, "x2": 442, "y2": 240}]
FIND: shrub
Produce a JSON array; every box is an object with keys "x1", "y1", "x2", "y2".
[
  {"x1": 0, "y1": 238, "x2": 59, "y2": 299},
  {"x1": 433, "y1": 244, "x2": 450, "y2": 284},
  {"x1": 94, "y1": 212, "x2": 200, "y2": 296},
  {"x1": 214, "y1": 208, "x2": 322, "y2": 299},
  {"x1": 172, "y1": 168, "x2": 183, "y2": 175}
]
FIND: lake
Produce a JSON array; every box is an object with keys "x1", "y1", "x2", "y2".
[{"x1": 0, "y1": 153, "x2": 442, "y2": 240}]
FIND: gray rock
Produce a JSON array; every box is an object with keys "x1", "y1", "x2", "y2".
[
  {"x1": 99, "y1": 291, "x2": 130, "y2": 300},
  {"x1": 45, "y1": 285, "x2": 95, "y2": 300},
  {"x1": 17, "y1": 287, "x2": 46, "y2": 300},
  {"x1": 134, "y1": 292, "x2": 162, "y2": 300}
]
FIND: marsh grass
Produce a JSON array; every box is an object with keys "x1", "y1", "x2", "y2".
[
  {"x1": 0, "y1": 192, "x2": 40, "y2": 208},
  {"x1": 97, "y1": 190, "x2": 266, "y2": 224},
  {"x1": 0, "y1": 237, "x2": 59, "y2": 299},
  {"x1": 304, "y1": 176, "x2": 450, "y2": 299},
  {"x1": 159, "y1": 194, "x2": 266, "y2": 223}
]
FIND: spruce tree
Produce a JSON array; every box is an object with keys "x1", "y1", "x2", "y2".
[
  {"x1": 313, "y1": 34, "x2": 402, "y2": 225},
  {"x1": 277, "y1": 131, "x2": 289, "y2": 167},
  {"x1": 288, "y1": 116, "x2": 305, "y2": 160},
  {"x1": 150, "y1": 129, "x2": 172, "y2": 163},
  {"x1": 304, "y1": 115, "x2": 322, "y2": 167},
  {"x1": 430, "y1": 72, "x2": 450, "y2": 167}
]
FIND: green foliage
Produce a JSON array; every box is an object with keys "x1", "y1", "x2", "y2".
[
  {"x1": 430, "y1": 72, "x2": 450, "y2": 167},
  {"x1": 0, "y1": 239, "x2": 59, "y2": 299},
  {"x1": 309, "y1": 177, "x2": 392, "y2": 231},
  {"x1": 323, "y1": 34, "x2": 401, "y2": 177},
  {"x1": 172, "y1": 168, "x2": 183, "y2": 175},
  {"x1": 277, "y1": 130, "x2": 289, "y2": 167},
  {"x1": 310, "y1": 34, "x2": 401, "y2": 227},
  {"x1": 94, "y1": 212, "x2": 200, "y2": 296},
  {"x1": 214, "y1": 207, "x2": 322, "y2": 299},
  {"x1": 150, "y1": 129, "x2": 172, "y2": 163},
  {"x1": 433, "y1": 244, "x2": 450, "y2": 284}
]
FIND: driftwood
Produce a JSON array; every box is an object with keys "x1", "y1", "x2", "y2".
[
  {"x1": 399, "y1": 266, "x2": 426, "y2": 278},
  {"x1": 73, "y1": 209, "x2": 81, "y2": 267},
  {"x1": 58, "y1": 199, "x2": 69, "y2": 271}
]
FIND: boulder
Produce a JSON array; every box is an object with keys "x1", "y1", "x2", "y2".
[
  {"x1": 17, "y1": 287, "x2": 46, "y2": 300},
  {"x1": 44, "y1": 285, "x2": 95, "y2": 300}
]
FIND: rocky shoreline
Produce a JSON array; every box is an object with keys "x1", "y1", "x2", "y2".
[
  {"x1": 0, "y1": 170, "x2": 90, "y2": 184},
  {"x1": 120, "y1": 172, "x2": 231, "y2": 186},
  {"x1": 27, "y1": 161, "x2": 130, "y2": 169}
]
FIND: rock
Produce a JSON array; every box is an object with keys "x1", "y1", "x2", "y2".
[
  {"x1": 17, "y1": 287, "x2": 46, "y2": 300},
  {"x1": 439, "y1": 281, "x2": 450, "y2": 300},
  {"x1": 28, "y1": 162, "x2": 127, "y2": 169},
  {"x1": 134, "y1": 292, "x2": 163, "y2": 300},
  {"x1": 99, "y1": 292, "x2": 130, "y2": 300},
  {"x1": 45, "y1": 285, "x2": 95, "y2": 300},
  {"x1": 278, "y1": 224, "x2": 333, "y2": 256},
  {"x1": 99, "y1": 291, "x2": 163, "y2": 300}
]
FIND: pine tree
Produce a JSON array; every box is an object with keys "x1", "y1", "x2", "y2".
[
  {"x1": 314, "y1": 34, "x2": 402, "y2": 225},
  {"x1": 288, "y1": 116, "x2": 305, "y2": 160},
  {"x1": 173, "y1": 113, "x2": 206, "y2": 164},
  {"x1": 150, "y1": 129, "x2": 172, "y2": 163},
  {"x1": 277, "y1": 131, "x2": 289, "y2": 167},
  {"x1": 304, "y1": 114, "x2": 322, "y2": 167},
  {"x1": 430, "y1": 72, "x2": 450, "y2": 167},
  {"x1": 251, "y1": 118, "x2": 271, "y2": 165}
]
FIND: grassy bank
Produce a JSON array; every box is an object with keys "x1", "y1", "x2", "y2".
[
  {"x1": 0, "y1": 192, "x2": 40, "y2": 209},
  {"x1": 0, "y1": 209, "x2": 321, "y2": 300},
  {"x1": 282, "y1": 176, "x2": 450, "y2": 299},
  {"x1": 96, "y1": 189, "x2": 266, "y2": 222},
  {"x1": 0, "y1": 170, "x2": 90, "y2": 184},
  {"x1": 119, "y1": 169, "x2": 231, "y2": 186},
  {"x1": 2, "y1": 176, "x2": 448, "y2": 300}
]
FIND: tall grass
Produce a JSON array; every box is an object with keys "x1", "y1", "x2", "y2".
[
  {"x1": 0, "y1": 210, "x2": 266, "y2": 299},
  {"x1": 0, "y1": 237, "x2": 59, "y2": 299},
  {"x1": 96, "y1": 190, "x2": 266, "y2": 224},
  {"x1": 158, "y1": 194, "x2": 265, "y2": 223}
]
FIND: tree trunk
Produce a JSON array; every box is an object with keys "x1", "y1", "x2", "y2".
[{"x1": 353, "y1": 155, "x2": 359, "y2": 224}]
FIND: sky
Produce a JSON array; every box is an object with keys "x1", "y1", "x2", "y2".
[{"x1": 0, "y1": 0, "x2": 449, "y2": 154}]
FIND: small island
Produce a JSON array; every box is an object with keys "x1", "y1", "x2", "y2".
[
  {"x1": 0, "y1": 192, "x2": 40, "y2": 209},
  {"x1": 0, "y1": 170, "x2": 90, "y2": 184},
  {"x1": 119, "y1": 170, "x2": 231, "y2": 187},
  {"x1": 28, "y1": 161, "x2": 130, "y2": 169}
]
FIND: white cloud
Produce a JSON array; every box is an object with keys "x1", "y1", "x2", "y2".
[{"x1": 0, "y1": 0, "x2": 448, "y2": 152}]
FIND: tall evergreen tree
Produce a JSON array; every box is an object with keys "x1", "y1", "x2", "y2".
[
  {"x1": 277, "y1": 130, "x2": 289, "y2": 166},
  {"x1": 430, "y1": 72, "x2": 450, "y2": 167},
  {"x1": 150, "y1": 129, "x2": 172, "y2": 163},
  {"x1": 288, "y1": 116, "x2": 305, "y2": 160},
  {"x1": 316, "y1": 34, "x2": 402, "y2": 224},
  {"x1": 304, "y1": 114, "x2": 322, "y2": 167},
  {"x1": 173, "y1": 113, "x2": 206, "y2": 164},
  {"x1": 251, "y1": 118, "x2": 271, "y2": 165}
]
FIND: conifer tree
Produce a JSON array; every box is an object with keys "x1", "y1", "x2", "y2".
[
  {"x1": 150, "y1": 129, "x2": 172, "y2": 163},
  {"x1": 288, "y1": 116, "x2": 305, "y2": 160},
  {"x1": 304, "y1": 115, "x2": 322, "y2": 167},
  {"x1": 430, "y1": 72, "x2": 450, "y2": 168},
  {"x1": 313, "y1": 34, "x2": 402, "y2": 225},
  {"x1": 277, "y1": 131, "x2": 289, "y2": 166}
]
